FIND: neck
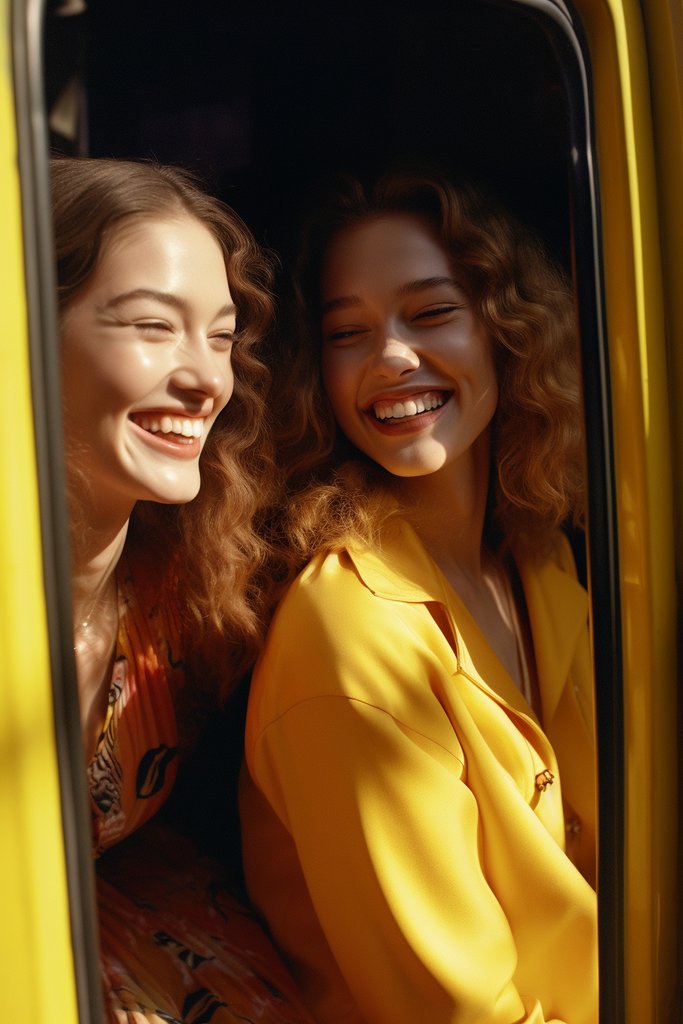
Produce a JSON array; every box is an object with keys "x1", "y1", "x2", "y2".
[
  {"x1": 70, "y1": 523, "x2": 129, "y2": 630},
  {"x1": 395, "y1": 433, "x2": 491, "y2": 582}
]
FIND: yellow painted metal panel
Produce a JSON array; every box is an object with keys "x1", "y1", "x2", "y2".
[
  {"x1": 641, "y1": 0, "x2": 683, "y2": 577},
  {"x1": 0, "y1": 2, "x2": 79, "y2": 1020},
  {"x1": 572, "y1": 0, "x2": 680, "y2": 1019},
  {"x1": 640, "y1": 0, "x2": 683, "y2": 1009}
]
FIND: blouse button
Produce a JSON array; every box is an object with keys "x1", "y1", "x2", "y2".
[{"x1": 535, "y1": 769, "x2": 555, "y2": 791}]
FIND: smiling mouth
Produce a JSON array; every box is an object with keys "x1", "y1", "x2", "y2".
[
  {"x1": 130, "y1": 413, "x2": 205, "y2": 445},
  {"x1": 371, "y1": 391, "x2": 450, "y2": 422}
]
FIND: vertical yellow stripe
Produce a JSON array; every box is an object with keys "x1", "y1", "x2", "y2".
[
  {"x1": 574, "y1": 0, "x2": 679, "y2": 1019},
  {"x1": 0, "y1": 3, "x2": 80, "y2": 1020}
]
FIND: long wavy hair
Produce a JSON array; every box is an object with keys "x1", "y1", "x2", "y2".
[
  {"x1": 273, "y1": 171, "x2": 585, "y2": 568},
  {"x1": 51, "y1": 156, "x2": 276, "y2": 682}
]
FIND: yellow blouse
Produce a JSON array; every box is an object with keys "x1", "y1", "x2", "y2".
[{"x1": 241, "y1": 518, "x2": 598, "y2": 1024}]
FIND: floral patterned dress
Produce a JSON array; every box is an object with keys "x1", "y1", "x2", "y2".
[{"x1": 92, "y1": 553, "x2": 314, "y2": 1024}]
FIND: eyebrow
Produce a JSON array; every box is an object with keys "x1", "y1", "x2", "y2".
[
  {"x1": 100, "y1": 288, "x2": 236, "y2": 319},
  {"x1": 397, "y1": 276, "x2": 461, "y2": 297},
  {"x1": 321, "y1": 277, "x2": 462, "y2": 315}
]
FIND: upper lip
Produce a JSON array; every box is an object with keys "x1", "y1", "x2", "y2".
[{"x1": 130, "y1": 408, "x2": 209, "y2": 419}]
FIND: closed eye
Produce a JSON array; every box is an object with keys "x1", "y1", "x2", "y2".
[
  {"x1": 412, "y1": 304, "x2": 465, "y2": 322},
  {"x1": 135, "y1": 320, "x2": 174, "y2": 335},
  {"x1": 325, "y1": 325, "x2": 370, "y2": 345},
  {"x1": 210, "y1": 330, "x2": 235, "y2": 350}
]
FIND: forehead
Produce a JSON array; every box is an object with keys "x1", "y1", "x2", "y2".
[
  {"x1": 322, "y1": 213, "x2": 451, "y2": 296},
  {"x1": 62, "y1": 213, "x2": 232, "y2": 324},
  {"x1": 100, "y1": 213, "x2": 220, "y2": 267},
  {"x1": 73, "y1": 213, "x2": 231, "y2": 306}
]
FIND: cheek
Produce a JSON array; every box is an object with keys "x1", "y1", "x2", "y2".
[
  {"x1": 221, "y1": 359, "x2": 236, "y2": 404},
  {"x1": 458, "y1": 326, "x2": 498, "y2": 394},
  {"x1": 322, "y1": 352, "x2": 353, "y2": 418},
  {"x1": 111, "y1": 345, "x2": 172, "y2": 392},
  {"x1": 65, "y1": 344, "x2": 167, "y2": 409},
  {"x1": 480, "y1": 347, "x2": 499, "y2": 402},
  {"x1": 320, "y1": 348, "x2": 334, "y2": 392},
  {"x1": 209, "y1": 375, "x2": 235, "y2": 428},
  {"x1": 475, "y1": 356, "x2": 499, "y2": 430}
]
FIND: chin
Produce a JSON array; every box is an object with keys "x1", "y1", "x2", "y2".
[
  {"x1": 139, "y1": 477, "x2": 202, "y2": 506},
  {"x1": 376, "y1": 452, "x2": 448, "y2": 479}
]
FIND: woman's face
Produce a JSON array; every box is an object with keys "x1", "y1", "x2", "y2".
[
  {"x1": 320, "y1": 213, "x2": 498, "y2": 483},
  {"x1": 61, "y1": 214, "x2": 235, "y2": 518}
]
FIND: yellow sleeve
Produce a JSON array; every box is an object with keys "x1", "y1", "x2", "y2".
[{"x1": 245, "y1": 566, "x2": 594, "y2": 1024}]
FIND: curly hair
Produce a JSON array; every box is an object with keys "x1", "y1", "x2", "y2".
[
  {"x1": 51, "y1": 156, "x2": 276, "y2": 681},
  {"x1": 272, "y1": 171, "x2": 585, "y2": 568}
]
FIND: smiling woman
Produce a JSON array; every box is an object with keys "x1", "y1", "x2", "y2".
[
  {"x1": 240, "y1": 171, "x2": 595, "y2": 1024},
  {"x1": 51, "y1": 157, "x2": 313, "y2": 1024}
]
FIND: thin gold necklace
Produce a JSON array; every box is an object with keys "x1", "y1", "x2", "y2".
[{"x1": 72, "y1": 564, "x2": 118, "y2": 654}]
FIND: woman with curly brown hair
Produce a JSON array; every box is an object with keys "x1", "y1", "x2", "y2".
[
  {"x1": 53, "y1": 156, "x2": 313, "y2": 1023},
  {"x1": 240, "y1": 173, "x2": 598, "y2": 1024}
]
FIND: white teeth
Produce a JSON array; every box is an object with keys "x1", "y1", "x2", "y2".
[
  {"x1": 373, "y1": 392, "x2": 446, "y2": 421},
  {"x1": 135, "y1": 415, "x2": 204, "y2": 439}
]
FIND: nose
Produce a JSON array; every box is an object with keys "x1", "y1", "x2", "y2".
[
  {"x1": 171, "y1": 336, "x2": 233, "y2": 402},
  {"x1": 372, "y1": 332, "x2": 420, "y2": 378}
]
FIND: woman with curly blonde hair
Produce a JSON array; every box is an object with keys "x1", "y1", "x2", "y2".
[
  {"x1": 241, "y1": 172, "x2": 598, "y2": 1024},
  {"x1": 53, "y1": 156, "x2": 313, "y2": 1023}
]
